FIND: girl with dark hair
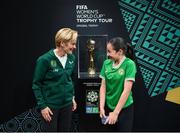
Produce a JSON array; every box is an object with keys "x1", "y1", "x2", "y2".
[{"x1": 99, "y1": 37, "x2": 137, "y2": 131}]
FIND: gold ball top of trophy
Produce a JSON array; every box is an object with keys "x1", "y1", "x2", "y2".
[{"x1": 87, "y1": 39, "x2": 95, "y2": 51}]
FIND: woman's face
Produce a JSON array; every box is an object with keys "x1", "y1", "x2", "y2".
[{"x1": 63, "y1": 41, "x2": 76, "y2": 54}]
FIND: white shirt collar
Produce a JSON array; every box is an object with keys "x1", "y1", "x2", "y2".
[{"x1": 112, "y1": 56, "x2": 126, "y2": 69}]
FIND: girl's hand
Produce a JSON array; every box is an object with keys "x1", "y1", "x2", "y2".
[{"x1": 108, "y1": 112, "x2": 118, "y2": 125}]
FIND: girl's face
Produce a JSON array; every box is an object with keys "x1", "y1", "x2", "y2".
[
  {"x1": 107, "y1": 43, "x2": 122, "y2": 62},
  {"x1": 107, "y1": 43, "x2": 119, "y2": 61}
]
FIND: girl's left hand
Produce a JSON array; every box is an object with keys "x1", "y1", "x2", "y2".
[{"x1": 108, "y1": 112, "x2": 118, "y2": 125}]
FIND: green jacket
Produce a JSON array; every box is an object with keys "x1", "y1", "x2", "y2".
[{"x1": 32, "y1": 49, "x2": 75, "y2": 109}]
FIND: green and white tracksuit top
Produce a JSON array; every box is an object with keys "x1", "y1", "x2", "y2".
[
  {"x1": 32, "y1": 49, "x2": 75, "y2": 110},
  {"x1": 100, "y1": 56, "x2": 137, "y2": 110}
]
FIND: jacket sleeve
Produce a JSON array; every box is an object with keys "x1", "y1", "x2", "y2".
[{"x1": 32, "y1": 57, "x2": 48, "y2": 109}]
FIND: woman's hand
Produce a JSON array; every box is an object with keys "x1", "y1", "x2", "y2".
[
  {"x1": 41, "y1": 107, "x2": 53, "y2": 122},
  {"x1": 72, "y1": 97, "x2": 77, "y2": 111}
]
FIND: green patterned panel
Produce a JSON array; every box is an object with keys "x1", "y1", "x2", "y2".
[
  {"x1": 147, "y1": 0, "x2": 179, "y2": 26},
  {"x1": 121, "y1": 0, "x2": 149, "y2": 11},
  {"x1": 162, "y1": 0, "x2": 180, "y2": 15},
  {"x1": 166, "y1": 44, "x2": 180, "y2": 77},
  {"x1": 139, "y1": 66, "x2": 155, "y2": 89},
  {"x1": 118, "y1": 0, "x2": 180, "y2": 97},
  {"x1": 159, "y1": 24, "x2": 179, "y2": 47},
  {"x1": 131, "y1": 14, "x2": 152, "y2": 46},
  {"x1": 120, "y1": 9, "x2": 136, "y2": 32},
  {"x1": 167, "y1": 76, "x2": 180, "y2": 91}
]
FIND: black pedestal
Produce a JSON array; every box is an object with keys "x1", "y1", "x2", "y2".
[{"x1": 76, "y1": 78, "x2": 105, "y2": 132}]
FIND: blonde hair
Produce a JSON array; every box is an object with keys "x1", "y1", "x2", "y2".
[{"x1": 55, "y1": 28, "x2": 78, "y2": 47}]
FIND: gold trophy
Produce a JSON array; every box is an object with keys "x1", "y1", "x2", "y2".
[{"x1": 87, "y1": 39, "x2": 96, "y2": 76}]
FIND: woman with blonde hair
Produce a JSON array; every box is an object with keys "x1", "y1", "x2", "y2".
[{"x1": 32, "y1": 28, "x2": 78, "y2": 132}]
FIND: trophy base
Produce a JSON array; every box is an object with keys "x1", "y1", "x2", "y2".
[
  {"x1": 88, "y1": 68, "x2": 96, "y2": 75},
  {"x1": 88, "y1": 74, "x2": 96, "y2": 78},
  {"x1": 78, "y1": 72, "x2": 100, "y2": 79}
]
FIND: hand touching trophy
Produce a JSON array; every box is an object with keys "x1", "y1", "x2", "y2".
[{"x1": 87, "y1": 39, "x2": 96, "y2": 76}]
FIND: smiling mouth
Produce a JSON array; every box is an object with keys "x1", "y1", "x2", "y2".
[{"x1": 69, "y1": 48, "x2": 74, "y2": 52}]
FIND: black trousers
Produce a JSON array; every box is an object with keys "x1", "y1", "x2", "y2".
[
  {"x1": 41, "y1": 104, "x2": 72, "y2": 132},
  {"x1": 102, "y1": 104, "x2": 134, "y2": 132}
]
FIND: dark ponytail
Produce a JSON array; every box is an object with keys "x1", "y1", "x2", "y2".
[{"x1": 126, "y1": 42, "x2": 135, "y2": 60}]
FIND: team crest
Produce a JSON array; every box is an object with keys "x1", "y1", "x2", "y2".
[
  {"x1": 50, "y1": 60, "x2": 57, "y2": 67},
  {"x1": 118, "y1": 68, "x2": 124, "y2": 75}
]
